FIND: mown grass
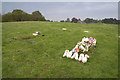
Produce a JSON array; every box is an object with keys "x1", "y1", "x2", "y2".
[{"x1": 2, "y1": 21, "x2": 118, "y2": 78}]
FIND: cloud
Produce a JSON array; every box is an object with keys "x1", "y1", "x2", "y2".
[
  {"x1": 44, "y1": 2, "x2": 118, "y2": 21},
  {"x1": 2, "y1": 2, "x2": 118, "y2": 21}
]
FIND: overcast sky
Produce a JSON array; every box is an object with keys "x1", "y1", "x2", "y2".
[{"x1": 2, "y1": 2, "x2": 118, "y2": 21}]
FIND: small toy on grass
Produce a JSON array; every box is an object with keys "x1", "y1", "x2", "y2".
[
  {"x1": 35, "y1": 31, "x2": 40, "y2": 34},
  {"x1": 33, "y1": 31, "x2": 40, "y2": 37}
]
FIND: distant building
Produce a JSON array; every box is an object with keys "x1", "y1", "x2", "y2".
[{"x1": 71, "y1": 17, "x2": 78, "y2": 23}]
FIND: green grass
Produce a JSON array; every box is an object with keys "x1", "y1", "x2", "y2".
[{"x1": 2, "y1": 21, "x2": 118, "y2": 78}]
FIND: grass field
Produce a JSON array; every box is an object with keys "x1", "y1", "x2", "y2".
[{"x1": 2, "y1": 21, "x2": 118, "y2": 78}]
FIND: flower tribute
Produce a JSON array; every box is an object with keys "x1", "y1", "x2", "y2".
[{"x1": 63, "y1": 37, "x2": 97, "y2": 63}]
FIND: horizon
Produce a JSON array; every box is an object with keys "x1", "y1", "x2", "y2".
[{"x1": 2, "y1": 2, "x2": 118, "y2": 21}]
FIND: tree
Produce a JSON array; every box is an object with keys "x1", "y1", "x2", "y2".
[
  {"x1": 46, "y1": 20, "x2": 50, "y2": 22},
  {"x1": 78, "y1": 18, "x2": 81, "y2": 21},
  {"x1": 32, "y1": 11, "x2": 46, "y2": 21},
  {"x1": 2, "y1": 12, "x2": 14, "y2": 22},
  {"x1": 65, "y1": 18, "x2": 70, "y2": 22},
  {"x1": 60, "y1": 20, "x2": 64, "y2": 22},
  {"x1": 12, "y1": 9, "x2": 25, "y2": 21},
  {"x1": 84, "y1": 18, "x2": 93, "y2": 23},
  {"x1": 0, "y1": 14, "x2": 1, "y2": 22},
  {"x1": 2, "y1": 9, "x2": 46, "y2": 22},
  {"x1": 21, "y1": 13, "x2": 32, "y2": 21},
  {"x1": 102, "y1": 18, "x2": 118, "y2": 24}
]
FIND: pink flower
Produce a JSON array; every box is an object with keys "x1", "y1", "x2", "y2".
[{"x1": 89, "y1": 37, "x2": 93, "y2": 41}]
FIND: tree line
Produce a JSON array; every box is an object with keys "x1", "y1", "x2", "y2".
[
  {"x1": 2, "y1": 9, "x2": 119, "y2": 24},
  {"x1": 60, "y1": 17, "x2": 119, "y2": 24},
  {"x1": 2, "y1": 9, "x2": 46, "y2": 22}
]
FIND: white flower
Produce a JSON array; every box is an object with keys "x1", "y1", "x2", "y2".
[
  {"x1": 62, "y1": 28, "x2": 67, "y2": 30},
  {"x1": 84, "y1": 31, "x2": 89, "y2": 33}
]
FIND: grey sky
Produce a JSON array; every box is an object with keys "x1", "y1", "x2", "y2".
[
  {"x1": 2, "y1": 2, "x2": 118, "y2": 21},
  {"x1": 2, "y1": 0, "x2": 120, "y2": 2}
]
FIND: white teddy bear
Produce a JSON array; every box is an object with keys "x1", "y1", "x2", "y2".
[
  {"x1": 93, "y1": 38, "x2": 96, "y2": 46},
  {"x1": 71, "y1": 52, "x2": 78, "y2": 60},
  {"x1": 63, "y1": 50, "x2": 69, "y2": 57},
  {"x1": 78, "y1": 54, "x2": 89, "y2": 63},
  {"x1": 67, "y1": 51, "x2": 73, "y2": 58},
  {"x1": 78, "y1": 53, "x2": 84, "y2": 61},
  {"x1": 82, "y1": 54, "x2": 89, "y2": 63}
]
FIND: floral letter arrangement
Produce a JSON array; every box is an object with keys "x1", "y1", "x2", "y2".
[{"x1": 63, "y1": 37, "x2": 96, "y2": 63}]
